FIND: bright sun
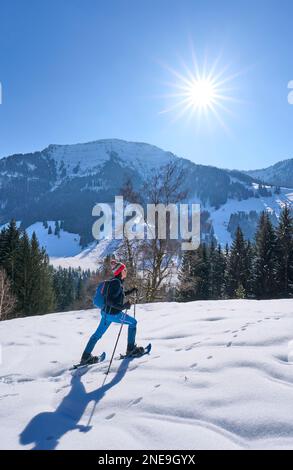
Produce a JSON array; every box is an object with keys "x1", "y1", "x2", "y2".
[
  {"x1": 187, "y1": 78, "x2": 216, "y2": 109},
  {"x1": 160, "y1": 53, "x2": 238, "y2": 129}
]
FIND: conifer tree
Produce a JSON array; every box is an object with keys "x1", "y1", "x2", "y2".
[
  {"x1": 208, "y1": 242, "x2": 217, "y2": 299},
  {"x1": 192, "y1": 244, "x2": 210, "y2": 300},
  {"x1": 254, "y1": 212, "x2": 277, "y2": 298},
  {"x1": 275, "y1": 205, "x2": 293, "y2": 297},
  {"x1": 0, "y1": 220, "x2": 20, "y2": 284},
  {"x1": 245, "y1": 240, "x2": 254, "y2": 297},
  {"x1": 38, "y1": 249, "x2": 55, "y2": 314},
  {"x1": 29, "y1": 232, "x2": 55, "y2": 314},
  {"x1": 209, "y1": 244, "x2": 226, "y2": 299},
  {"x1": 15, "y1": 231, "x2": 32, "y2": 313},
  {"x1": 76, "y1": 277, "x2": 83, "y2": 302},
  {"x1": 54, "y1": 221, "x2": 60, "y2": 237},
  {"x1": 176, "y1": 249, "x2": 198, "y2": 301},
  {"x1": 225, "y1": 226, "x2": 251, "y2": 298}
]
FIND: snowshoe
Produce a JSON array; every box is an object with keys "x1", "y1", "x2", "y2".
[
  {"x1": 119, "y1": 343, "x2": 152, "y2": 359},
  {"x1": 70, "y1": 351, "x2": 106, "y2": 370}
]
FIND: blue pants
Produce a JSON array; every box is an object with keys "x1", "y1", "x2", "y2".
[{"x1": 83, "y1": 310, "x2": 137, "y2": 355}]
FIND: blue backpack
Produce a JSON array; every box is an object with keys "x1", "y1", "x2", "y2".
[{"x1": 93, "y1": 281, "x2": 109, "y2": 309}]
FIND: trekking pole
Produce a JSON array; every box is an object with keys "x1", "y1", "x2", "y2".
[
  {"x1": 101, "y1": 308, "x2": 127, "y2": 387},
  {"x1": 134, "y1": 291, "x2": 137, "y2": 319}
]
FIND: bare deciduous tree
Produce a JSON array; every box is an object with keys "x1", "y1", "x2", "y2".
[
  {"x1": 141, "y1": 161, "x2": 189, "y2": 302},
  {"x1": 117, "y1": 162, "x2": 190, "y2": 303},
  {"x1": 0, "y1": 268, "x2": 17, "y2": 320},
  {"x1": 118, "y1": 178, "x2": 142, "y2": 297}
]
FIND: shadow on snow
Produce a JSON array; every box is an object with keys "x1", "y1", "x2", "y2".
[{"x1": 19, "y1": 358, "x2": 132, "y2": 450}]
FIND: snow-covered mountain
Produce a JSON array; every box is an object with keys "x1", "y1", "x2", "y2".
[
  {"x1": 0, "y1": 139, "x2": 292, "y2": 268},
  {"x1": 45, "y1": 139, "x2": 175, "y2": 179},
  {"x1": 1, "y1": 299, "x2": 293, "y2": 449},
  {"x1": 0, "y1": 140, "x2": 177, "y2": 245},
  {"x1": 245, "y1": 158, "x2": 293, "y2": 188}
]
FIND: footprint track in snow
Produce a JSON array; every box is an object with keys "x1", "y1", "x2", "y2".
[
  {"x1": 128, "y1": 397, "x2": 143, "y2": 406},
  {"x1": 185, "y1": 341, "x2": 201, "y2": 351},
  {"x1": 0, "y1": 375, "x2": 35, "y2": 384},
  {"x1": 0, "y1": 393, "x2": 19, "y2": 400},
  {"x1": 39, "y1": 333, "x2": 56, "y2": 339}
]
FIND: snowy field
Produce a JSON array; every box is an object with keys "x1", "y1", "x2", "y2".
[{"x1": 0, "y1": 299, "x2": 293, "y2": 450}]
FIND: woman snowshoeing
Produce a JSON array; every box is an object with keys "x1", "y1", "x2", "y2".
[{"x1": 80, "y1": 260, "x2": 143, "y2": 365}]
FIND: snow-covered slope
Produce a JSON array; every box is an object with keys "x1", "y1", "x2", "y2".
[
  {"x1": 0, "y1": 221, "x2": 82, "y2": 260},
  {"x1": 26, "y1": 222, "x2": 81, "y2": 258},
  {"x1": 245, "y1": 158, "x2": 293, "y2": 188},
  {"x1": 50, "y1": 239, "x2": 121, "y2": 271},
  {"x1": 1, "y1": 299, "x2": 293, "y2": 450},
  {"x1": 209, "y1": 186, "x2": 293, "y2": 245}
]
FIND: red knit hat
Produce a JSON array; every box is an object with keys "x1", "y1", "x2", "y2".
[{"x1": 110, "y1": 259, "x2": 126, "y2": 277}]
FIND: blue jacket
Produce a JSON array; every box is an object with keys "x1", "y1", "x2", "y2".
[{"x1": 104, "y1": 277, "x2": 133, "y2": 314}]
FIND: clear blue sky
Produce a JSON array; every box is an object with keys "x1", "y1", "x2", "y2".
[{"x1": 0, "y1": 0, "x2": 293, "y2": 169}]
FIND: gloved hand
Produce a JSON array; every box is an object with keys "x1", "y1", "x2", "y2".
[
  {"x1": 124, "y1": 300, "x2": 131, "y2": 310},
  {"x1": 125, "y1": 287, "x2": 138, "y2": 296}
]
